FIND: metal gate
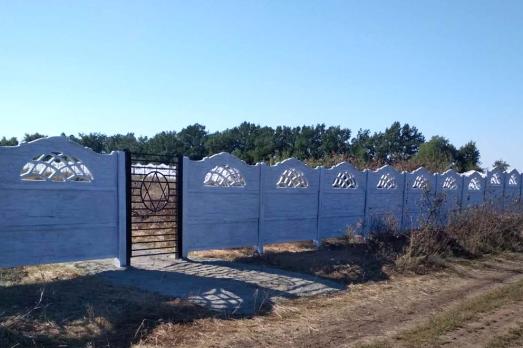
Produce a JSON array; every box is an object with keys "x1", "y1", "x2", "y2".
[{"x1": 125, "y1": 152, "x2": 182, "y2": 263}]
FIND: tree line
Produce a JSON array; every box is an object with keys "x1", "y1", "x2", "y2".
[{"x1": 0, "y1": 121, "x2": 499, "y2": 173}]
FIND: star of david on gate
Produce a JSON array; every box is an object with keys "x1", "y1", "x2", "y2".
[{"x1": 140, "y1": 171, "x2": 171, "y2": 212}]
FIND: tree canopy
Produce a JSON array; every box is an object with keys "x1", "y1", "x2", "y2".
[
  {"x1": 493, "y1": 159, "x2": 510, "y2": 172},
  {"x1": 3, "y1": 122, "x2": 483, "y2": 173}
]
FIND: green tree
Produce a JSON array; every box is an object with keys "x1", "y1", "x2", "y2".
[
  {"x1": 319, "y1": 125, "x2": 351, "y2": 157},
  {"x1": 373, "y1": 122, "x2": 425, "y2": 164},
  {"x1": 493, "y1": 159, "x2": 510, "y2": 172},
  {"x1": 205, "y1": 130, "x2": 236, "y2": 155},
  {"x1": 177, "y1": 124, "x2": 208, "y2": 159},
  {"x1": 231, "y1": 122, "x2": 264, "y2": 163},
  {"x1": 350, "y1": 129, "x2": 374, "y2": 164},
  {"x1": 144, "y1": 131, "x2": 181, "y2": 156},
  {"x1": 105, "y1": 133, "x2": 143, "y2": 153},
  {"x1": 250, "y1": 126, "x2": 275, "y2": 163},
  {"x1": 455, "y1": 141, "x2": 481, "y2": 172},
  {"x1": 294, "y1": 125, "x2": 321, "y2": 160},
  {"x1": 3, "y1": 122, "x2": 483, "y2": 172},
  {"x1": 23, "y1": 133, "x2": 46, "y2": 142},
  {"x1": 0, "y1": 136, "x2": 18, "y2": 146},
  {"x1": 273, "y1": 126, "x2": 295, "y2": 160},
  {"x1": 71, "y1": 133, "x2": 108, "y2": 153},
  {"x1": 415, "y1": 136, "x2": 457, "y2": 172}
]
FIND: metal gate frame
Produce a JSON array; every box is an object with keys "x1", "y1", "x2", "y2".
[{"x1": 124, "y1": 151, "x2": 183, "y2": 265}]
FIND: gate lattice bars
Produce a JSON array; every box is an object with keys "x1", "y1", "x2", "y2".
[{"x1": 125, "y1": 152, "x2": 182, "y2": 264}]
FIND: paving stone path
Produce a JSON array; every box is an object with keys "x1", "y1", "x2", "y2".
[{"x1": 101, "y1": 255, "x2": 344, "y2": 314}]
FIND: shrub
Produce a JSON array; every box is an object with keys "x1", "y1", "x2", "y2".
[{"x1": 397, "y1": 204, "x2": 523, "y2": 272}]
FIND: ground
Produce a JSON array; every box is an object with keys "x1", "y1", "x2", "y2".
[{"x1": 1, "y1": 243, "x2": 522, "y2": 347}]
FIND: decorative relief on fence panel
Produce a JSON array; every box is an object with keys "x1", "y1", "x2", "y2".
[
  {"x1": 404, "y1": 168, "x2": 435, "y2": 230},
  {"x1": 276, "y1": 168, "x2": 309, "y2": 188},
  {"x1": 468, "y1": 178, "x2": 482, "y2": 191},
  {"x1": 442, "y1": 176, "x2": 458, "y2": 190},
  {"x1": 203, "y1": 165, "x2": 246, "y2": 187},
  {"x1": 0, "y1": 137, "x2": 125, "y2": 268},
  {"x1": 20, "y1": 152, "x2": 94, "y2": 182},
  {"x1": 412, "y1": 173, "x2": 431, "y2": 190},
  {"x1": 376, "y1": 172, "x2": 397, "y2": 189},
  {"x1": 366, "y1": 166, "x2": 404, "y2": 230},
  {"x1": 319, "y1": 162, "x2": 367, "y2": 239},
  {"x1": 182, "y1": 153, "x2": 260, "y2": 257},
  {"x1": 490, "y1": 173, "x2": 503, "y2": 186},
  {"x1": 332, "y1": 171, "x2": 358, "y2": 189},
  {"x1": 260, "y1": 158, "x2": 320, "y2": 247}
]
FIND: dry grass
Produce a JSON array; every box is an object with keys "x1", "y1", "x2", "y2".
[
  {"x1": 192, "y1": 241, "x2": 316, "y2": 260},
  {"x1": 0, "y1": 263, "x2": 213, "y2": 348},
  {"x1": 2, "y1": 254, "x2": 523, "y2": 347},
  {"x1": 397, "y1": 206, "x2": 523, "y2": 273},
  {"x1": 223, "y1": 238, "x2": 393, "y2": 285},
  {"x1": 3, "y1": 205, "x2": 523, "y2": 347},
  {"x1": 137, "y1": 253, "x2": 523, "y2": 348},
  {"x1": 194, "y1": 207, "x2": 523, "y2": 284},
  {"x1": 485, "y1": 322, "x2": 523, "y2": 348}
]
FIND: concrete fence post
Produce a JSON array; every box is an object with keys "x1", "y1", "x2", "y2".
[
  {"x1": 362, "y1": 170, "x2": 369, "y2": 236},
  {"x1": 256, "y1": 163, "x2": 265, "y2": 255},
  {"x1": 314, "y1": 166, "x2": 323, "y2": 248},
  {"x1": 116, "y1": 150, "x2": 130, "y2": 268},
  {"x1": 400, "y1": 172, "x2": 407, "y2": 230},
  {"x1": 459, "y1": 174, "x2": 465, "y2": 213}
]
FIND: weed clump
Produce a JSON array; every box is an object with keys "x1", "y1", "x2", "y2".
[{"x1": 397, "y1": 204, "x2": 523, "y2": 272}]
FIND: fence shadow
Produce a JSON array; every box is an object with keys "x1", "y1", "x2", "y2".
[
  {"x1": 1, "y1": 256, "x2": 343, "y2": 348},
  {"x1": 102, "y1": 257, "x2": 344, "y2": 314},
  {"x1": 0, "y1": 272, "x2": 212, "y2": 348},
  {"x1": 1, "y1": 247, "x2": 382, "y2": 347},
  {"x1": 215, "y1": 242, "x2": 393, "y2": 286}
]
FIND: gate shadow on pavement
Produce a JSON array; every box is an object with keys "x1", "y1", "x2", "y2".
[{"x1": 102, "y1": 256, "x2": 345, "y2": 315}]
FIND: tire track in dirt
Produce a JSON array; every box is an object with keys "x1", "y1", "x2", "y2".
[
  {"x1": 302, "y1": 263, "x2": 523, "y2": 348},
  {"x1": 439, "y1": 302, "x2": 523, "y2": 348}
]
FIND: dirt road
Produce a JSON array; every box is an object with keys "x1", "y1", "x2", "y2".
[{"x1": 140, "y1": 254, "x2": 523, "y2": 348}]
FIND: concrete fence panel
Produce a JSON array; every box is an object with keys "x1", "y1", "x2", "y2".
[
  {"x1": 181, "y1": 153, "x2": 260, "y2": 256},
  {"x1": 318, "y1": 162, "x2": 367, "y2": 239},
  {"x1": 504, "y1": 169, "x2": 521, "y2": 211},
  {"x1": 403, "y1": 167, "x2": 436, "y2": 230},
  {"x1": 485, "y1": 169, "x2": 506, "y2": 210},
  {"x1": 365, "y1": 165, "x2": 405, "y2": 231},
  {"x1": 435, "y1": 169, "x2": 463, "y2": 224},
  {"x1": 462, "y1": 171, "x2": 486, "y2": 209},
  {"x1": 0, "y1": 137, "x2": 127, "y2": 268},
  {"x1": 259, "y1": 158, "x2": 320, "y2": 247}
]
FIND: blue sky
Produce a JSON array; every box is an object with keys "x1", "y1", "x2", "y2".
[{"x1": 1, "y1": 1, "x2": 522, "y2": 169}]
